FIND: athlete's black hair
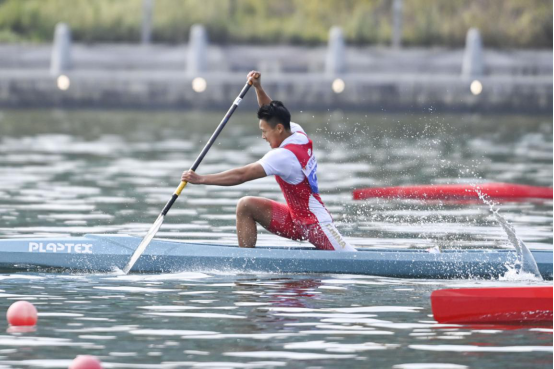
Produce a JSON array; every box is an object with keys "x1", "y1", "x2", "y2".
[{"x1": 257, "y1": 101, "x2": 291, "y2": 130}]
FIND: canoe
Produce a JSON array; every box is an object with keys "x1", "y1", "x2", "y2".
[
  {"x1": 353, "y1": 183, "x2": 553, "y2": 200},
  {"x1": 431, "y1": 286, "x2": 553, "y2": 324},
  {"x1": 0, "y1": 234, "x2": 552, "y2": 279}
]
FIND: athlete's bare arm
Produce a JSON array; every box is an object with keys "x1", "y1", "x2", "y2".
[
  {"x1": 182, "y1": 163, "x2": 267, "y2": 186},
  {"x1": 247, "y1": 70, "x2": 271, "y2": 107}
]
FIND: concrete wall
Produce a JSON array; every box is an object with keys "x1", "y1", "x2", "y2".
[{"x1": 0, "y1": 44, "x2": 551, "y2": 113}]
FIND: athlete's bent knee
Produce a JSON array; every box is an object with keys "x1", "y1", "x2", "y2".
[{"x1": 236, "y1": 196, "x2": 257, "y2": 217}]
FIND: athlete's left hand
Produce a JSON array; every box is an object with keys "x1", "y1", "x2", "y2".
[
  {"x1": 181, "y1": 170, "x2": 203, "y2": 184},
  {"x1": 247, "y1": 70, "x2": 261, "y2": 88}
]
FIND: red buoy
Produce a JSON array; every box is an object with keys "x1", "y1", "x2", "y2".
[
  {"x1": 6, "y1": 301, "x2": 38, "y2": 326},
  {"x1": 69, "y1": 355, "x2": 103, "y2": 369}
]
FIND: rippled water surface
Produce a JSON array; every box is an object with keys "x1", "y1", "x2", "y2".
[{"x1": 0, "y1": 110, "x2": 552, "y2": 368}]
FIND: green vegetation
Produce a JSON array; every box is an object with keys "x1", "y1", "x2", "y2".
[{"x1": 0, "y1": 0, "x2": 551, "y2": 48}]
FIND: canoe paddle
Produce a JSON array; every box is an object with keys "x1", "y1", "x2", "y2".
[{"x1": 122, "y1": 76, "x2": 258, "y2": 274}]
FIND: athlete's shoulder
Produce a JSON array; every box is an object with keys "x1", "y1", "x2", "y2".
[
  {"x1": 290, "y1": 122, "x2": 305, "y2": 134},
  {"x1": 258, "y1": 147, "x2": 298, "y2": 178},
  {"x1": 259, "y1": 147, "x2": 296, "y2": 164}
]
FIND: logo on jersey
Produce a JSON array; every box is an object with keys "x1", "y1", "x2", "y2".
[
  {"x1": 302, "y1": 155, "x2": 319, "y2": 193},
  {"x1": 325, "y1": 223, "x2": 348, "y2": 249}
]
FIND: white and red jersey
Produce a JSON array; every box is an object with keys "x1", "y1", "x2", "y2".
[
  {"x1": 258, "y1": 123, "x2": 357, "y2": 252},
  {"x1": 258, "y1": 123, "x2": 332, "y2": 225}
]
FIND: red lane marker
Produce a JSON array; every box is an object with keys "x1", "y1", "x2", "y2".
[
  {"x1": 431, "y1": 286, "x2": 553, "y2": 325},
  {"x1": 353, "y1": 183, "x2": 553, "y2": 200}
]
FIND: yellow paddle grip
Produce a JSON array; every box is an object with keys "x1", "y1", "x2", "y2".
[{"x1": 174, "y1": 181, "x2": 188, "y2": 196}]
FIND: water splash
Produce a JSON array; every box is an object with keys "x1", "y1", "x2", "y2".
[
  {"x1": 471, "y1": 184, "x2": 542, "y2": 280},
  {"x1": 493, "y1": 211, "x2": 542, "y2": 280},
  {"x1": 499, "y1": 267, "x2": 542, "y2": 281},
  {"x1": 122, "y1": 213, "x2": 165, "y2": 274}
]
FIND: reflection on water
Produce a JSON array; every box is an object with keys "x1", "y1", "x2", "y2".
[
  {"x1": 0, "y1": 110, "x2": 551, "y2": 251},
  {"x1": 0, "y1": 273, "x2": 551, "y2": 368},
  {"x1": 0, "y1": 109, "x2": 552, "y2": 367}
]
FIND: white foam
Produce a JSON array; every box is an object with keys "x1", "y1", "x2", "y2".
[
  {"x1": 329, "y1": 306, "x2": 423, "y2": 313},
  {"x1": 138, "y1": 305, "x2": 237, "y2": 311},
  {"x1": 0, "y1": 275, "x2": 45, "y2": 281},
  {"x1": 322, "y1": 279, "x2": 386, "y2": 285},
  {"x1": 499, "y1": 268, "x2": 543, "y2": 281},
  {"x1": 274, "y1": 313, "x2": 378, "y2": 319},
  {"x1": 178, "y1": 291, "x2": 218, "y2": 295},
  {"x1": 224, "y1": 351, "x2": 356, "y2": 360},
  {"x1": 0, "y1": 336, "x2": 93, "y2": 348},
  {"x1": 299, "y1": 330, "x2": 394, "y2": 336},
  {"x1": 189, "y1": 300, "x2": 218, "y2": 304},
  {"x1": 129, "y1": 329, "x2": 217, "y2": 336},
  {"x1": 260, "y1": 306, "x2": 421, "y2": 313},
  {"x1": 320, "y1": 318, "x2": 459, "y2": 330},
  {"x1": 284, "y1": 340, "x2": 399, "y2": 353},
  {"x1": 470, "y1": 330, "x2": 502, "y2": 334},
  {"x1": 182, "y1": 361, "x2": 286, "y2": 368},
  {"x1": 54, "y1": 325, "x2": 138, "y2": 333},
  {"x1": 181, "y1": 333, "x2": 297, "y2": 340},
  {"x1": 93, "y1": 286, "x2": 179, "y2": 292},
  {"x1": 38, "y1": 313, "x2": 84, "y2": 317},
  {"x1": 105, "y1": 273, "x2": 211, "y2": 282},
  {"x1": 0, "y1": 359, "x2": 74, "y2": 368},
  {"x1": 146, "y1": 312, "x2": 246, "y2": 319},
  {"x1": 393, "y1": 364, "x2": 468, "y2": 369},
  {"x1": 529, "y1": 328, "x2": 553, "y2": 333},
  {"x1": 109, "y1": 352, "x2": 137, "y2": 357},
  {"x1": 78, "y1": 335, "x2": 117, "y2": 340},
  {"x1": 183, "y1": 350, "x2": 210, "y2": 355}
]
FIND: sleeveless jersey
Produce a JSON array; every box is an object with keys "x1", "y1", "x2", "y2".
[{"x1": 275, "y1": 132, "x2": 332, "y2": 225}]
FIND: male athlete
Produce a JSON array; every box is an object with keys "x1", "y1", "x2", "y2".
[{"x1": 181, "y1": 71, "x2": 356, "y2": 252}]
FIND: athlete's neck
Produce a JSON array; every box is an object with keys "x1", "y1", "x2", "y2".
[{"x1": 276, "y1": 130, "x2": 293, "y2": 147}]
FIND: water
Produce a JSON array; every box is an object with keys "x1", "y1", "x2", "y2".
[
  {"x1": 0, "y1": 274, "x2": 552, "y2": 368},
  {"x1": 0, "y1": 110, "x2": 552, "y2": 368}
]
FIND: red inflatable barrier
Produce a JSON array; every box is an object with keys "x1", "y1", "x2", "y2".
[
  {"x1": 431, "y1": 286, "x2": 553, "y2": 325},
  {"x1": 353, "y1": 183, "x2": 553, "y2": 200}
]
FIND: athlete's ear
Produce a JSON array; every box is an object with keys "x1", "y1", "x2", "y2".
[{"x1": 276, "y1": 123, "x2": 284, "y2": 133}]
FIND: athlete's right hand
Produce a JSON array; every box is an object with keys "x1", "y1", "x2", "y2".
[
  {"x1": 181, "y1": 170, "x2": 203, "y2": 184},
  {"x1": 247, "y1": 70, "x2": 261, "y2": 88}
]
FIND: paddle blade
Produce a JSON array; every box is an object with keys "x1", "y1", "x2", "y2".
[
  {"x1": 493, "y1": 212, "x2": 542, "y2": 279},
  {"x1": 122, "y1": 214, "x2": 165, "y2": 274}
]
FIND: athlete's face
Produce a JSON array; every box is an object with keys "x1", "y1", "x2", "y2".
[{"x1": 259, "y1": 119, "x2": 283, "y2": 149}]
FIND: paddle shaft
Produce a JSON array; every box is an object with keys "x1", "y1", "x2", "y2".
[
  {"x1": 161, "y1": 81, "x2": 253, "y2": 216},
  {"x1": 122, "y1": 78, "x2": 255, "y2": 274}
]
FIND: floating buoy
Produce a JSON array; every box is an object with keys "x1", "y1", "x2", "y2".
[
  {"x1": 69, "y1": 355, "x2": 103, "y2": 369},
  {"x1": 353, "y1": 183, "x2": 553, "y2": 200},
  {"x1": 6, "y1": 301, "x2": 38, "y2": 326},
  {"x1": 431, "y1": 286, "x2": 553, "y2": 324}
]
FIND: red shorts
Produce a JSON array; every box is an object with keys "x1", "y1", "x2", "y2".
[{"x1": 265, "y1": 201, "x2": 356, "y2": 252}]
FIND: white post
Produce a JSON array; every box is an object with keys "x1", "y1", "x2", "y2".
[
  {"x1": 187, "y1": 24, "x2": 208, "y2": 75},
  {"x1": 50, "y1": 23, "x2": 72, "y2": 76},
  {"x1": 325, "y1": 26, "x2": 346, "y2": 76},
  {"x1": 141, "y1": 0, "x2": 155, "y2": 44},
  {"x1": 392, "y1": 0, "x2": 403, "y2": 49},
  {"x1": 462, "y1": 28, "x2": 484, "y2": 78}
]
